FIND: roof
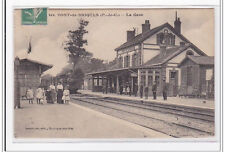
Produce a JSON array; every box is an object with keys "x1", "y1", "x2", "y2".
[
  {"x1": 178, "y1": 56, "x2": 214, "y2": 67},
  {"x1": 87, "y1": 67, "x2": 133, "y2": 75},
  {"x1": 115, "y1": 22, "x2": 207, "y2": 56},
  {"x1": 141, "y1": 44, "x2": 191, "y2": 68},
  {"x1": 19, "y1": 58, "x2": 53, "y2": 73},
  {"x1": 115, "y1": 23, "x2": 168, "y2": 51}
]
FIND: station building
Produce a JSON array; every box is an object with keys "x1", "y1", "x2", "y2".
[
  {"x1": 178, "y1": 55, "x2": 214, "y2": 98},
  {"x1": 86, "y1": 14, "x2": 214, "y2": 97},
  {"x1": 14, "y1": 57, "x2": 53, "y2": 97}
]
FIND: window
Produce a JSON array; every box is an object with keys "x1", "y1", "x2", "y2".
[
  {"x1": 148, "y1": 75, "x2": 153, "y2": 86},
  {"x1": 170, "y1": 71, "x2": 176, "y2": 79},
  {"x1": 206, "y1": 69, "x2": 213, "y2": 81},
  {"x1": 141, "y1": 75, "x2": 145, "y2": 86},
  {"x1": 94, "y1": 79, "x2": 98, "y2": 86},
  {"x1": 156, "y1": 33, "x2": 164, "y2": 44},
  {"x1": 155, "y1": 75, "x2": 160, "y2": 86},
  {"x1": 118, "y1": 56, "x2": 123, "y2": 68},
  {"x1": 138, "y1": 52, "x2": 142, "y2": 65},
  {"x1": 156, "y1": 31, "x2": 175, "y2": 45},
  {"x1": 98, "y1": 79, "x2": 102, "y2": 86},
  {"x1": 127, "y1": 55, "x2": 130, "y2": 67},
  {"x1": 124, "y1": 55, "x2": 130, "y2": 68},
  {"x1": 132, "y1": 53, "x2": 137, "y2": 67},
  {"x1": 186, "y1": 50, "x2": 194, "y2": 56}
]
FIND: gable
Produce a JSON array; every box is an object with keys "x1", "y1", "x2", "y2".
[
  {"x1": 178, "y1": 57, "x2": 197, "y2": 67},
  {"x1": 168, "y1": 47, "x2": 201, "y2": 64},
  {"x1": 143, "y1": 27, "x2": 184, "y2": 46}
]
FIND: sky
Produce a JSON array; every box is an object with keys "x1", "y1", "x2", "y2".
[{"x1": 14, "y1": 8, "x2": 214, "y2": 76}]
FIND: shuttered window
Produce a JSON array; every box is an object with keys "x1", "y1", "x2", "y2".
[
  {"x1": 156, "y1": 32, "x2": 175, "y2": 45},
  {"x1": 138, "y1": 52, "x2": 142, "y2": 65},
  {"x1": 124, "y1": 55, "x2": 130, "y2": 68},
  {"x1": 118, "y1": 56, "x2": 123, "y2": 68},
  {"x1": 132, "y1": 53, "x2": 137, "y2": 67}
]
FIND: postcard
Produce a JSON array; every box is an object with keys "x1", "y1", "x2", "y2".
[{"x1": 12, "y1": 8, "x2": 216, "y2": 140}]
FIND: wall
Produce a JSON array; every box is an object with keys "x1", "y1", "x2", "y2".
[
  {"x1": 117, "y1": 45, "x2": 141, "y2": 68},
  {"x1": 17, "y1": 61, "x2": 42, "y2": 97},
  {"x1": 179, "y1": 59, "x2": 200, "y2": 96}
]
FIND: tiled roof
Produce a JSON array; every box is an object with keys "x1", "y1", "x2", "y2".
[
  {"x1": 115, "y1": 22, "x2": 207, "y2": 56},
  {"x1": 187, "y1": 56, "x2": 214, "y2": 65},
  {"x1": 20, "y1": 58, "x2": 53, "y2": 68},
  {"x1": 19, "y1": 58, "x2": 53, "y2": 73},
  {"x1": 141, "y1": 44, "x2": 191, "y2": 68},
  {"x1": 115, "y1": 23, "x2": 168, "y2": 51}
]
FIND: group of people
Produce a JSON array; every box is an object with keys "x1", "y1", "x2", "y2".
[
  {"x1": 139, "y1": 79, "x2": 168, "y2": 100},
  {"x1": 26, "y1": 87, "x2": 44, "y2": 104},
  {"x1": 119, "y1": 85, "x2": 131, "y2": 96},
  {"x1": 26, "y1": 82, "x2": 70, "y2": 105},
  {"x1": 100, "y1": 79, "x2": 168, "y2": 101}
]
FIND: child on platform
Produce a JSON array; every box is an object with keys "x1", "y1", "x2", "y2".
[
  {"x1": 62, "y1": 86, "x2": 70, "y2": 104},
  {"x1": 36, "y1": 87, "x2": 43, "y2": 104},
  {"x1": 26, "y1": 87, "x2": 34, "y2": 104}
]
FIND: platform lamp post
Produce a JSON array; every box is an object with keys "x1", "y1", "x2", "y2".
[{"x1": 14, "y1": 57, "x2": 21, "y2": 109}]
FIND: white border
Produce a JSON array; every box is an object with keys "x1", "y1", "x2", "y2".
[{"x1": 5, "y1": 0, "x2": 221, "y2": 151}]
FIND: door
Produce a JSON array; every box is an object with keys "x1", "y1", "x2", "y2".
[
  {"x1": 169, "y1": 70, "x2": 178, "y2": 96},
  {"x1": 132, "y1": 77, "x2": 137, "y2": 95}
]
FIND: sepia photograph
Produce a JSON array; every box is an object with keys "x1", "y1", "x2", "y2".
[{"x1": 13, "y1": 8, "x2": 215, "y2": 139}]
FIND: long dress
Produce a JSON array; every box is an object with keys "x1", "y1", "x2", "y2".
[
  {"x1": 57, "y1": 89, "x2": 63, "y2": 104},
  {"x1": 36, "y1": 88, "x2": 43, "y2": 99},
  {"x1": 46, "y1": 89, "x2": 52, "y2": 103},
  {"x1": 50, "y1": 85, "x2": 56, "y2": 103},
  {"x1": 62, "y1": 89, "x2": 70, "y2": 103},
  {"x1": 57, "y1": 84, "x2": 63, "y2": 104},
  {"x1": 26, "y1": 89, "x2": 34, "y2": 100}
]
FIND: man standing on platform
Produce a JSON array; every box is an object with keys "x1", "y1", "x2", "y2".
[
  {"x1": 140, "y1": 84, "x2": 144, "y2": 98},
  {"x1": 152, "y1": 81, "x2": 157, "y2": 100},
  {"x1": 162, "y1": 79, "x2": 168, "y2": 100},
  {"x1": 133, "y1": 82, "x2": 138, "y2": 97}
]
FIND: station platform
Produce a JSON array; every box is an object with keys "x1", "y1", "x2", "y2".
[
  {"x1": 78, "y1": 90, "x2": 215, "y2": 110},
  {"x1": 14, "y1": 100, "x2": 170, "y2": 138}
]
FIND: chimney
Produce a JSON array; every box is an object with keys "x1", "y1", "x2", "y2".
[
  {"x1": 127, "y1": 30, "x2": 135, "y2": 41},
  {"x1": 142, "y1": 20, "x2": 150, "y2": 34},
  {"x1": 174, "y1": 11, "x2": 181, "y2": 34},
  {"x1": 180, "y1": 42, "x2": 185, "y2": 46},
  {"x1": 160, "y1": 44, "x2": 167, "y2": 57}
]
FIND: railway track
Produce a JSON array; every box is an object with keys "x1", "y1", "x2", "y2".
[{"x1": 70, "y1": 94, "x2": 214, "y2": 138}]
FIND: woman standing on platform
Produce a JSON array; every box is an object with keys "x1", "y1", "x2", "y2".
[
  {"x1": 57, "y1": 82, "x2": 63, "y2": 104},
  {"x1": 50, "y1": 83, "x2": 56, "y2": 103},
  {"x1": 46, "y1": 86, "x2": 52, "y2": 103}
]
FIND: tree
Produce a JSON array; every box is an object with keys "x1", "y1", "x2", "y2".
[{"x1": 64, "y1": 19, "x2": 92, "y2": 69}]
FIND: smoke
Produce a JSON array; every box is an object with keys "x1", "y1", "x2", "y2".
[{"x1": 15, "y1": 32, "x2": 69, "y2": 76}]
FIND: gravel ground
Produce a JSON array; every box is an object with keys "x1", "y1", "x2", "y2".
[
  {"x1": 14, "y1": 100, "x2": 170, "y2": 138},
  {"x1": 79, "y1": 90, "x2": 214, "y2": 109},
  {"x1": 73, "y1": 99, "x2": 213, "y2": 138}
]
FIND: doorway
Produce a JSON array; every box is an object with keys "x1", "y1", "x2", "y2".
[{"x1": 169, "y1": 70, "x2": 178, "y2": 96}]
